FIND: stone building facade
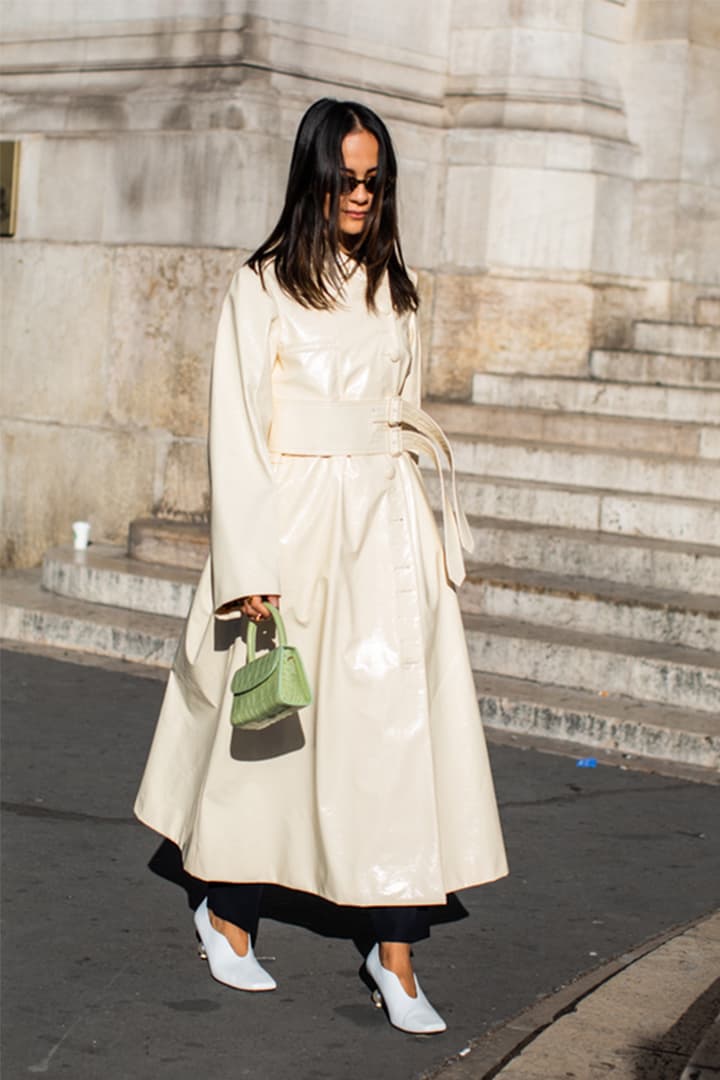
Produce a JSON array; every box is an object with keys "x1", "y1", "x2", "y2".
[{"x1": 1, "y1": 0, "x2": 718, "y2": 567}]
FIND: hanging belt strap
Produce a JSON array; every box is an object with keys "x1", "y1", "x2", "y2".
[
  {"x1": 394, "y1": 399, "x2": 474, "y2": 587},
  {"x1": 269, "y1": 395, "x2": 475, "y2": 586}
]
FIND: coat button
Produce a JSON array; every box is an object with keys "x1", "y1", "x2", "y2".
[{"x1": 385, "y1": 463, "x2": 396, "y2": 480}]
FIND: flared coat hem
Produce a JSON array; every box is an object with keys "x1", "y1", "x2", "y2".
[{"x1": 135, "y1": 811, "x2": 509, "y2": 907}]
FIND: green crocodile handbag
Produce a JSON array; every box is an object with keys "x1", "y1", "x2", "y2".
[{"x1": 230, "y1": 602, "x2": 312, "y2": 730}]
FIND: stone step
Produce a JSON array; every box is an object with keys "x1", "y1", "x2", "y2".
[
  {"x1": 43, "y1": 545, "x2": 720, "y2": 654},
  {"x1": 589, "y1": 349, "x2": 720, "y2": 389},
  {"x1": 446, "y1": 434, "x2": 720, "y2": 501},
  {"x1": 474, "y1": 671, "x2": 719, "y2": 770},
  {"x1": 0, "y1": 570, "x2": 180, "y2": 667},
  {"x1": 425, "y1": 399, "x2": 719, "y2": 460},
  {"x1": 464, "y1": 613, "x2": 720, "y2": 714},
  {"x1": 3, "y1": 569, "x2": 717, "y2": 768},
  {"x1": 124, "y1": 468, "x2": 720, "y2": 600},
  {"x1": 465, "y1": 515, "x2": 720, "y2": 595},
  {"x1": 633, "y1": 320, "x2": 720, "y2": 360},
  {"x1": 472, "y1": 372, "x2": 720, "y2": 426},
  {"x1": 123, "y1": 483, "x2": 720, "y2": 602},
  {"x1": 695, "y1": 297, "x2": 720, "y2": 327},
  {"x1": 129, "y1": 517, "x2": 209, "y2": 570},
  {"x1": 42, "y1": 544, "x2": 198, "y2": 619},
  {"x1": 424, "y1": 470, "x2": 720, "y2": 546},
  {"x1": 464, "y1": 563, "x2": 720, "y2": 652}
]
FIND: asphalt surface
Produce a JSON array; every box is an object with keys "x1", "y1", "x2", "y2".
[{"x1": 2, "y1": 646, "x2": 720, "y2": 1080}]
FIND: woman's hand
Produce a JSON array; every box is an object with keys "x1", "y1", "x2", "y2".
[
  {"x1": 215, "y1": 595, "x2": 281, "y2": 621},
  {"x1": 240, "y1": 594, "x2": 281, "y2": 621}
]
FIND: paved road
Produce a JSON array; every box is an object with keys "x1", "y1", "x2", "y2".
[{"x1": 2, "y1": 647, "x2": 719, "y2": 1080}]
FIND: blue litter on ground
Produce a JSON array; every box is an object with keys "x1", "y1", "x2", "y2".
[{"x1": 576, "y1": 757, "x2": 598, "y2": 768}]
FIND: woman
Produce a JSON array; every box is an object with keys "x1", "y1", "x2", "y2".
[{"x1": 134, "y1": 98, "x2": 508, "y2": 1035}]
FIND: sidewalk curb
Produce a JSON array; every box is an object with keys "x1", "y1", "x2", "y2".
[{"x1": 427, "y1": 909, "x2": 720, "y2": 1080}]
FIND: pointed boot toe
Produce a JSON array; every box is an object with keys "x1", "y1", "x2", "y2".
[
  {"x1": 193, "y1": 898, "x2": 276, "y2": 992},
  {"x1": 365, "y1": 943, "x2": 446, "y2": 1034}
]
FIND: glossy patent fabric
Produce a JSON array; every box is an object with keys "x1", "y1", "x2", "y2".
[
  {"x1": 268, "y1": 395, "x2": 474, "y2": 588},
  {"x1": 134, "y1": 261, "x2": 508, "y2": 905}
]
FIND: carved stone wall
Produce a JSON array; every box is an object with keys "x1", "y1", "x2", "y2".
[{"x1": 1, "y1": 0, "x2": 718, "y2": 566}]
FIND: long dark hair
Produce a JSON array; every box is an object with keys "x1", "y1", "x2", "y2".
[{"x1": 248, "y1": 98, "x2": 418, "y2": 314}]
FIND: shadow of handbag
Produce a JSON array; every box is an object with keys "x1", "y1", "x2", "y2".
[{"x1": 230, "y1": 602, "x2": 312, "y2": 730}]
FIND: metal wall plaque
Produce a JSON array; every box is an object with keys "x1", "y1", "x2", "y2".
[{"x1": 0, "y1": 141, "x2": 21, "y2": 237}]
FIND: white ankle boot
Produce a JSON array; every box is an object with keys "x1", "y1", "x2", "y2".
[
  {"x1": 365, "y1": 943, "x2": 446, "y2": 1034},
  {"x1": 193, "y1": 898, "x2": 277, "y2": 991}
]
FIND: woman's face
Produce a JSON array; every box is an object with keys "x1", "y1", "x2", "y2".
[{"x1": 333, "y1": 128, "x2": 380, "y2": 242}]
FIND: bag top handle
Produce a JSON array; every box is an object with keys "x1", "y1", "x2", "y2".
[{"x1": 246, "y1": 601, "x2": 287, "y2": 661}]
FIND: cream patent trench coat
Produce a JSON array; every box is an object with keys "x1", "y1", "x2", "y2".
[{"x1": 134, "y1": 260, "x2": 508, "y2": 906}]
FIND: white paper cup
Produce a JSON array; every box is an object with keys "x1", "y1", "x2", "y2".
[{"x1": 72, "y1": 520, "x2": 91, "y2": 550}]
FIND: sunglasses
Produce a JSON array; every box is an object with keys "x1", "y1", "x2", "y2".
[{"x1": 338, "y1": 171, "x2": 380, "y2": 196}]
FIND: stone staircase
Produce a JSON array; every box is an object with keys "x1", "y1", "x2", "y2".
[
  {"x1": 2, "y1": 315, "x2": 719, "y2": 771},
  {"x1": 458, "y1": 314, "x2": 720, "y2": 771}
]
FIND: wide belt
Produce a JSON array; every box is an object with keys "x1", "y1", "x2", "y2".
[{"x1": 269, "y1": 395, "x2": 474, "y2": 586}]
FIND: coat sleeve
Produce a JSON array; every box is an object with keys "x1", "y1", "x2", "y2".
[
  {"x1": 401, "y1": 307, "x2": 422, "y2": 409},
  {"x1": 208, "y1": 265, "x2": 281, "y2": 618}
]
